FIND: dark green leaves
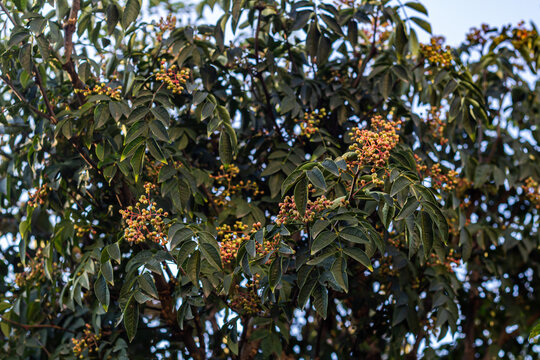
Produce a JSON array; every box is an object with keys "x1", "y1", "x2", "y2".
[
  {"x1": 94, "y1": 275, "x2": 109, "y2": 311},
  {"x1": 306, "y1": 167, "x2": 326, "y2": 190},
  {"x1": 122, "y1": 0, "x2": 141, "y2": 29},
  {"x1": 124, "y1": 296, "x2": 139, "y2": 342},
  {"x1": 294, "y1": 176, "x2": 308, "y2": 217},
  {"x1": 219, "y1": 130, "x2": 233, "y2": 165},
  {"x1": 311, "y1": 231, "x2": 337, "y2": 255},
  {"x1": 269, "y1": 257, "x2": 282, "y2": 291},
  {"x1": 343, "y1": 247, "x2": 372, "y2": 271}
]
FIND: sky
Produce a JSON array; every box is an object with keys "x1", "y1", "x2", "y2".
[{"x1": 422, "y1": 0, "x2": 540, "y2": 44}]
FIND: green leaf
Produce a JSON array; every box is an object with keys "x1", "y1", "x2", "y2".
[
  {"x1": 219, "y1": 130, "x2": 233, "y2": 165},
  {"x1": 187, "y1": 250, "x2": 201, "y2": 285},
  {"x1": 321, "y1": 159, "x2": 339, "y2": 176},
  {"x1": 94, "y1": 275, "x2": 110, "y2": 311},
  {"x1": 343, "y1": 247, "x2": 373, "y2": 271},
  {"x1": 306, "y1": 167, "x2": 326, "y2": 190},
  {"x1": 339, "y1": 227, "x2": 369, "y2": 244},
  {"x1": 101, "y1": 260, "x2": 114, "y2": 285},
  {"x1": 18, "y1": 44, "x2": 32, "y2": 74},
  {"x1": 312, "y1": 285, "x2": 328, "y2": 319},
  {"x1": 120, "y1": 136, "x2": 145, "y2": 161},
  {"x1": 395, "y1": 197, "x2": 419, "y2": 221},
  {"x1": 420, "y1": 211, "x2": 433, "y2": 259},
  {"x1": 151, "y1": 106, "x2": 170, "y2": 125},
  {"x1": 311, "y1": 231, "x2": 337, "y2": 255},
  {"x1": 281, "y1": 170, "x2": 303, "y2": 195},
  {"x1": 390, "y1": 175, "x2": 413, "y2": 196},
  {"x1": 138, "y1": 273, "x2": 158, "y2": 299},
  {"x1": 200, "y1": 243, "x2": 222, "y2": 270},
  {"x1": 410, "y1": 17, "x2": 432, "y2": 34},
  {"x1": 108, "y1": 242, "x2": 121, "y2": 263},
  {"x1": 268, "y1": 257, "x2": 282, "y2": 292},
  {"x1": 124, "y1": 295, "x2": 139, "y2": 342},
  {"x1": 298, "y1": 276, "x2": 317, "y2": 309},
  {"x1": 331, "y1": 257, "x2": 348, "y2": 292},
  {"x1": 130, "y1": 145, "x2": 145, "y2": 181},
  {"x1": 147, "y1": 138, "x2": 167, "y2": 164},
  {"x1": 122, "y1": 0, "x2": 141, "y2": 29},
  {"x1": 294, "y1": 175, "x2": 308, "y2": 217},
  {"x1": 404, "y1": 2, "x2": 428, "y2": 15},
  {"x1": 170, "y1": 227, "x2": 194, "y2": 250},
  {"x1": 149, "y1": 120, "x2": 170, "y2": 142},
  {"x1": 106, "y1": 4, "x2": 120, "y2": 34}
]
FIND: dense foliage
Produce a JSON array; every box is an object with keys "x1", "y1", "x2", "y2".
[{"x1": 1, "y1": 0, "x2": 540, "y2": 358}]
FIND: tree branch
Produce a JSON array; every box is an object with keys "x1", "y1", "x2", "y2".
[
  {"x1": 0, "y1": 315, "x2": 75, "y2": 333},
  {"x1": 253, "y1": 7, "x2": 283, "y2": 141}
]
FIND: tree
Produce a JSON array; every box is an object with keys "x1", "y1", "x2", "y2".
[{"x1": 0, "y1": 0, "x2": 539, "y2": 358}]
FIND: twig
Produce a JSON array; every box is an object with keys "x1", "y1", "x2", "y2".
[
  {"x1": 0, "y1": 1, "x2": 16, "y2": 25},
  {"x1": 0, "y1": 315, "x2": 75, "y2": 333},
  {"x1": 353, "y1": 9, "x2": 380, "y2": 88},
  {"x1": 253, "y1": 8, "x2": 284, "y2": 141}
]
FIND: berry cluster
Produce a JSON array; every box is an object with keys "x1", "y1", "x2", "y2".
[
  {"x1": 466, "y1": 24, "x2": 492, "y2": 46},
  {"x1": 156, "y1": 61, "x2": 190, "y2": 94},
  {"x1": 74, "y1": 223, "x2": 97, "y2": 238},
  {"x1": 156, "y1": 14, "x2": 177, "y2": 42},
  {"x1": 145, "y1": 158, "x2": 183, "y2": 180},
  {"x1": 210, "y1": 164, "x2": 262, "y2": 207},
  {"x1": 28, "y1": 183, "x2": 50, "y2": 207},
  {"x1": 423, "y1": 107, "x2": 448, "y2": 145},
  {"x1": 276, "y1": 194, "x2": 333, "y2": 226},
  {"x1": 230, "y1": 275, "x2": 262, "y2": 315},
  {"x1": 71, "y1": 324, "x2": 101, "y2": 359},
  {"x1": 427, "y1": 249, "x2": 461, "y2": 273},
  {"x1": 511, "y1": 21, "x2": 538, "y2": 48},
  {"x1": 415, "y1": 156, "x2": 458, "y2": 191},
  {"x1": 294, "y1": 108, "x2": 326, "y2": 138},
  {"x1": 14, "y1": 248, "x2": 51, "y2": 287},
  {"x1": 119, "y1": 183, "x2": 169, "y2": 245},
  {"x1": 522, "y1": 177, "x2": 540, "y2": 209},
  {"x1": 421, "y1": 37, "x2": 453, "y2": 68},
  {"x1": 75, "y1": 83, "x2": 122, "y2": 100},
  {"x1": 217, "y1": 222, "x2": 254, "y2": 266},
  {"x1": 217, "y1": 222, "x2": 278, "y2": 266},
  {"x1": 347, "y1": 116, "x2": 401, "y2": 171}
]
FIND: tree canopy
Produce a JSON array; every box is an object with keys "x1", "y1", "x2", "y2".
[{"x1": 1, "y1": 0, "x2": 540, "y2": 358}]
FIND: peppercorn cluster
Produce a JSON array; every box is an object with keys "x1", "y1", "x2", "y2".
[
  {"x1": 522, "y1": 177, "x2": 540, "y2": 209},
  {"x1": 28, "y1": 183, "x2": 50, "y2": 207},
  {"x1": 230, "y1": 274, "x2": 262, "y2": 315},
  {"x1": 210, "y1": 164, "x2": 262, "y2": 207},
  {"x1": 276, "y1": 194, "x2": 333, "y2": 226},
  {"x1": 71, "y1": 324, "x2": 101, "y2": 359},
  {"x1": 156, "y1": 61, "x2": 190, "y2": 94},
  {"x1": 420, "y1": 36, "x2": 453, "y2": 68},
  {"x1": 466, "y1": 24, "x2": 492, "y2": 46},
  {"x1": 217, "y1": 222, "x2": 278, "y2": 266},
  {"x1": 423, "y1": 107, "x2": 448, "y2": 145},
  {"x1": 156, "y1": 14, "x2": 177, "y2": 42},
  {"x1": 74, "y1": 83, "x2": 122, "y2": 100},
  {"x1": 415, "y1": 155, "x2": 458, "y2": 192},
  {"x1": 511, "y1": 21, "x2": 538, "y2": 48},
  {"x1": 14, "y1": 248, "x2": 52, "y2": 287},
  {"x1": 119, "y1": 183, "x2": 169, "y2": 245},
  {"x1": 74, "y1": 223, "x2": 97, "y2": 238},
  {"x1": 294, "y1": 108, "x2": 326, "y2": 138},
  {"x1": 347, "y1": 116, "x2": 401, "y2": 171},
  {"x1": 217, "y1": 222, "x2": 254, "y2": 266}
]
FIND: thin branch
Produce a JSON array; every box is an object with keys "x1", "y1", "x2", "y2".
[
  {"x1": 0, "y1": 1, "x2": 16, "y2": 25},
  {"x1": 353, "y1": 9, "x2": 380, "y2": 88},
  {"x1": 0, "y1": 315, "x2": 75, "y2": 333},
  {"x1": 253, "y1": 7, "x2": 284, "y2": 141}
]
